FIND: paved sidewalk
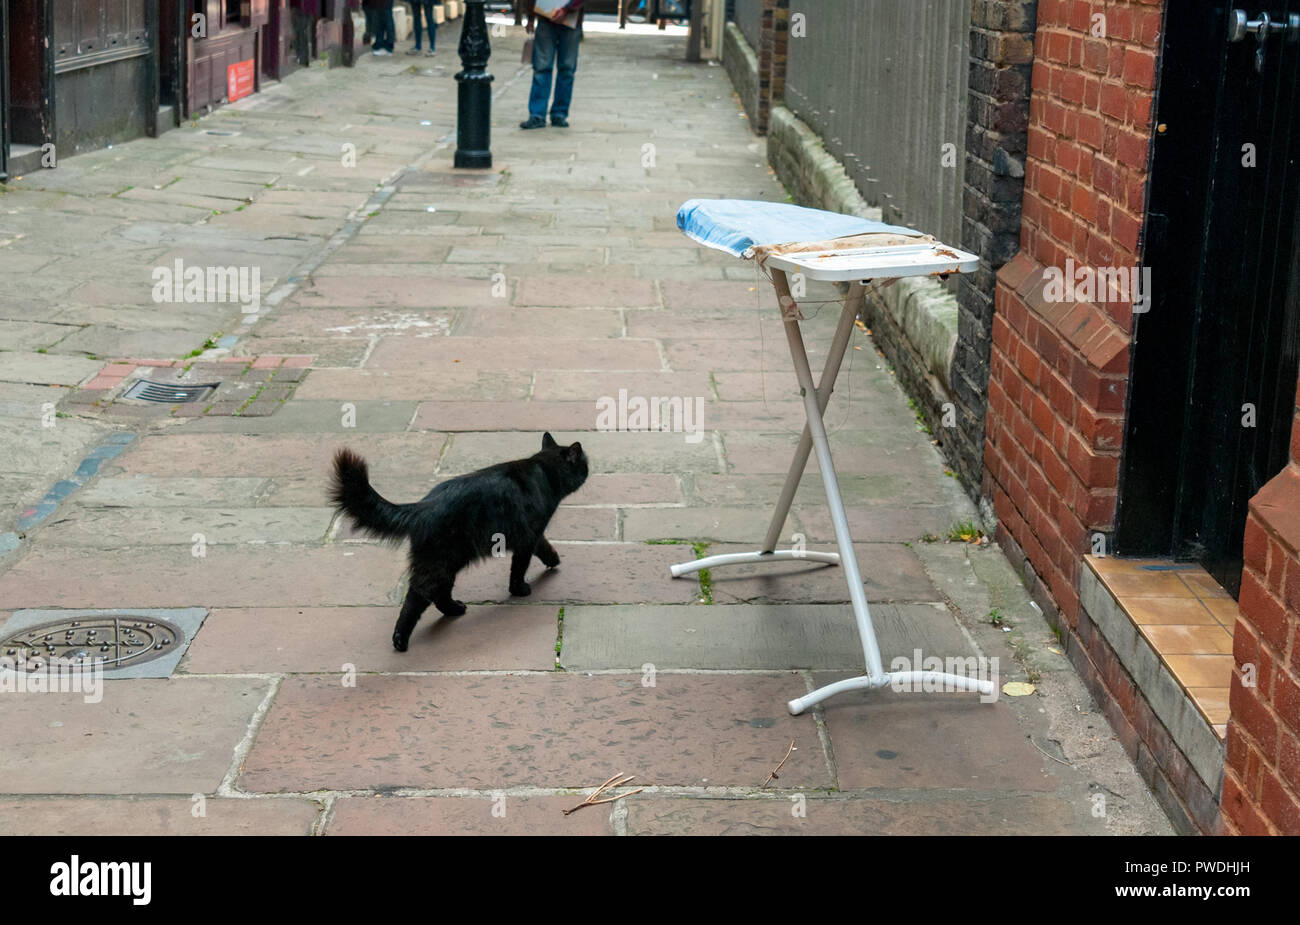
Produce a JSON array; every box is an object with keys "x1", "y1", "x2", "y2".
[{"x1": 0, "y1": 22, "x2": 1171, "y2": 835}]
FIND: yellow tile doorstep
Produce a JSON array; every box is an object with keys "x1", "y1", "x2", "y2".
[
  {"x1": 1139, "y1": 623, "x2": 1235, "y2": 656},
  {"x1": 1187, "y1": 687, "x2": 1232, "y2": 726},
  {"x1": 1123, "y1": 596, "x2": 1220, "y2": 626},
  {"x1": 1164, "y1": 654, "x2": 1234, "y2": 691}
]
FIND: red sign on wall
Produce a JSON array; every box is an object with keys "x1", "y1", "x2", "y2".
[{"x1": 227, "y1": 59, "x2": 256, "y2": 103}]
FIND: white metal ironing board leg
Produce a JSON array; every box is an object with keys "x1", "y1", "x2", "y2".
[{"x1": 669, "y1": 269, "x2": 994, "y2": 714}]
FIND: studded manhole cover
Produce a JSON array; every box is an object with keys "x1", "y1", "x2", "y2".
[
  {"x1": 122, "y1": 380, "x2": 218, "y2": 404},
  {"x1": 0, "y1": 608, "x2": 207, "y2": 678},
  {"x1": 2, "y1": 616, "x2": 182, "y2": 669}
]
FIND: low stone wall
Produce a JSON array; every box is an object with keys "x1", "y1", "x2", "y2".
[{"x1": 722, "y1": 23, "x2": 760, "y2": 131}]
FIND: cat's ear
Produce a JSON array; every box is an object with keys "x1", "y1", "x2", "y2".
[
  {"x1": 542, "y1": 432, "x2": 558, "y2": 450},
  {"x1": 565, "y1": 442, "x2": 583, "y2": 462}
]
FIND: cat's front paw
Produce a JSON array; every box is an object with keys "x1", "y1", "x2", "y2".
[
  {"x1": 539, "y1": 550, "x2": 561, "y2": 569},
  {"x1": 440, "y1": 599, "x2": 467, "y2": 617},
  {"x1": 392, "y1": 632, "x2": 410, "y2": 652},
  {"x1": 509, "y1": 580, "x2": 532, "y2": 597}
]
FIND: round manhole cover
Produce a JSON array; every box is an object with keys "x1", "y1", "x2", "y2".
[{"x1": 1, "y1": 616, "x2": 183, "y2": 670}]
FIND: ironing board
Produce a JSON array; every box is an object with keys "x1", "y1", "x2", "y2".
[{"x1": 671, "y1": 199, "x2": 994, "y2": 715}]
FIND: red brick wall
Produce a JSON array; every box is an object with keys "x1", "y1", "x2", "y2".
[
  {"x1": 984, "y1": 0, "x2": 1163, "y2": 630},
  {"x1": 1221, "y1": 382, "x2": 1300, "y2": 835}
]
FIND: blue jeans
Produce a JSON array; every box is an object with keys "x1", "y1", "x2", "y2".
[
  {"x1": 373, "y1": 7, "x2": 395, "y2": 51},
  {"x1": 529, "y1": 17, "x2": 580, "y2": 120},
  {"x1": 409, "y1": 1, "x2": 436, "y2": 50}
]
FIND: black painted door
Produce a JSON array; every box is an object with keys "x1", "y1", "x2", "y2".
[
  {"x1": 1119, "y1": 1, "x2": 1300, "y2": 597},
  {"x1": 1, "y1": 0, "x2": 8, "y2": 180}
]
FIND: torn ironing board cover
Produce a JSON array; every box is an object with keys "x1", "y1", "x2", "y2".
[{"x1": 675, "y1": 198, "x2": 934, "y2": 267}]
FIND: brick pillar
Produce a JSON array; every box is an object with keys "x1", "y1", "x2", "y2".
[
  {"x1": 953, "y1": 0, "x2": 1037, "y2": 491},
  {"x1": 753, "y1": 0, "x2": 788, "y2": 134},
  {"x1": 1221, "y1": 380, "x2": 1300, "y2": 835},
  {"x1": 983, "y1": 0, "x2": 1162, "y2": 628}
]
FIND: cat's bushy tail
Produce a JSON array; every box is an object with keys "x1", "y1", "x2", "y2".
[{"x1": 330, "y1": 448, "x2": 416, "y2": 541}]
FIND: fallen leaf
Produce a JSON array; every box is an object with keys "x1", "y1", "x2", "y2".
[{"x1": 1002, "y1": 681, "x2": 1037, "y2": 697}]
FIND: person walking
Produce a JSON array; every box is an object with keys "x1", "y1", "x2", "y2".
[
  {"x1": 366, "y1": 0, "x2": 395, "y2": 55},
  {"x1": 406, "y1": 1, "x2": 437, "y2": 56},
  {"x1": 520, "y1": 1, "x2": 584, "y2": 129}
]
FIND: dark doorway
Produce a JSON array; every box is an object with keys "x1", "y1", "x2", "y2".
[
  {"x1": 7, "y1": 0, "x2": 53, "y2": 147},
  {"x1": 1118, "y1": 1, "x2": 1300, "y2": 597},
  {"x1": 159, "y1": 0, "x2": 184, "y2": 116},
  {"x1": 1, "y1": 0, "x2": 9, "y2": 179}
]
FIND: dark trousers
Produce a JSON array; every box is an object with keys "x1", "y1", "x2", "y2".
[
  {"x1": 363, "y1": 7, "x2": 378, "y2": 40},
  {"x1": 529, "y1": 17, "x2": 580, "y2": 120},
  {"x1": 409, "y1": 1, "x2": 437, "y2": 50},
  {"x1": 373, "y1": 6, "x2": 395, "y2": 51}
]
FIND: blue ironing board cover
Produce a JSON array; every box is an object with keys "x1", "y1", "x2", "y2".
[{"x1": 676, "y1": 198, "x2": 923, "y2": 258}]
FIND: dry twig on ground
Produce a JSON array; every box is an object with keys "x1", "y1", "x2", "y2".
[
  {"x1": 762, "y1": 740, "x2": 797, "y2": 789},
  {"x1": 562, "y1": 772, "x2": 644, "y2": 815}
]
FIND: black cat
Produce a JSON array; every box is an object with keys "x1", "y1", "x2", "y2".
[{"x1": 330, "y1": 433, "x2": 588, "y2": 651}]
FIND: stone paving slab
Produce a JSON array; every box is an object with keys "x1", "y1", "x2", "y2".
[
  {"x1": 254, "y1": 307, "x2": 456, "y2": 338},
  {"x1": 815, "y1": 687, "x2": 1058, "y2": 793},
  {"x1": 294, "y1": 368, "x2": 533, "y2": 402},
  {"x1": 181, "y1": 605, "x2": 559, "y2": 674},
  {"x1": 239, "y1": 672, "x2": 826, "y2": 793},
  {"x1": 570, "y1": 473, "x2": 683, "y2": 505},
  {"x1": 453, "y1": 307, "x2": 624, "y2": 338},
  {"x1": 111, "y1": 433, "x2": 447, "y2": 482},
  {"x1": 0, "y1": 320, "x2": 79, "y2": 352},
  {"x1": 0, "y1": 796, "x2": 323, "y2": 835},
  {"x1": 289, "y1": 275, "x2": 506, "y2": 309},
  {"x1": 448, "y1": 543, "x2": 700, "y2": 605},
  {"x1": 365, "y1": 336, "x2": 664, "y2": 372},
  {"x1": 36, "y1": 506, "x2": 334, "y2": 546},
  {"x1": 0, "y1": 352, "x2": 102, "y2": 386},
  {"x1": 438, "y1": 431, "x2": 719, "y2": 476},
  {"x1": 77, "y1": 476, "x2": 272, "y2": 507},
  {"x1": 410, "y1": 401, "x2": 611, "y2": 433},
  {"x1": 178, "y1": 400, "x2": 420, "y2": 435},
  {"x1": 325, "y1": 794, "x2": 613, "y2": 835},
  {"x1": 703, "y1": 542, "x2": 939, "y2": 604},
  {"x1": 623, "y1": 793, "x2": 1081, "y2": 835},
  {"x1": 795, "y1": 506, "x2": 969, "y2": 543},
  {"x1": 530, "y1": 369, "x2": 715, "y2": 402},
  {"x1": 0, "y1": 545, "x2": 404, "y2": 609},
  {"x1": 720, "y1": 430, "x2": 945, "y2": 477},
  {"x1": 514, "y1": 276, "x2": 660, "y2": 308},
  {"x1": 622, "y1": 506, "x2": 810, "y2": 543},
  {"x1": 560, "y1": 602, "x2": 973, "y2": 671},
  {"x1": 0, "y1": 677, "x2": 268, "y2": 794}
]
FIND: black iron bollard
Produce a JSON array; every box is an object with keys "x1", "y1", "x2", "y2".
[{"x1": 454, "y1": 0, "x2": 494, "y2": 169}]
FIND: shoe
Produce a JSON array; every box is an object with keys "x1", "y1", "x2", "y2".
[
  {"x1": 550, "y1": 116, "x2": 569, "y2": 127},
  {"x1": 426, "y1": 49, "x2": 436, "y2": 56},
  {"x1": 519, "y1": 116, "x2": 546, "y2": 130},
  {"x1": 373, "y1": 48, "x2": 390, "y2": 56},
  {"x1": 406, "y1": 46, "x2": 422, "y2": 55}
]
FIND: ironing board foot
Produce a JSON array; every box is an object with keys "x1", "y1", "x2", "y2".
[
  {"x1": 668, "y1": 548, "x2": 840, "y2": 578},
  {"x1": 788, "y1": 671, "x2": 996, "y2": 715}
]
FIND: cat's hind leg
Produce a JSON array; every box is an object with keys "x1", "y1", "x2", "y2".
[
  {"x1": 509, "y1": 545, "x2": 535, "y2": 597},
  {"x1": 429, "y1": 576, "x2": 467, "y2": 618},
  {"x1": 392, "y1": 588, "x2": 431, "y2": 652},
  {"x1": 535, "y1": 535, "x2": 561, "y2": 569}
]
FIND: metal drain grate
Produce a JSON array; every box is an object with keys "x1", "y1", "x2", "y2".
[
  {"x1": 122, "y1": 380, "x2": 218, "y2": 404},
  {"x1": 1, "y1": 616, "x2": 183, "y2": 669}
]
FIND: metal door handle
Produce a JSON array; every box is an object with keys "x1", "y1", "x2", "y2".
[
  {"x1": 1229, "y1": 9, "x2": 1300, "y2": 42},
  {"x1": 1228, "y1": 10, "x2": 1300, "y2": 71}
]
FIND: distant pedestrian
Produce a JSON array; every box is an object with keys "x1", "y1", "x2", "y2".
[
  {"x1": 365, "y1": 0, "x2": 395, "y2": 55},
  {"x1": 361, "y1": 0, "x2": 377, "y2": 44},
  {"x1": 520, "y1": 1, "x2": 583, "y2": 129},
  {"x1": 406, "y1": 0, "x2": 438, "y2": 56}
]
